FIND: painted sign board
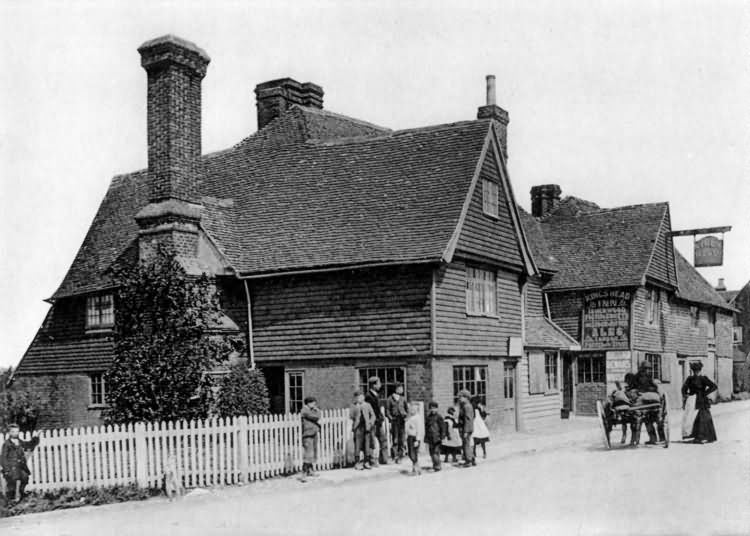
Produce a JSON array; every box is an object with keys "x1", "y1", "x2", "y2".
[
  {"x1": 694, "y1": 235, "x2": 723, "y2": 267},
  {"x1": 582, "y1": 290, "x2": 631, "y2": 350}
]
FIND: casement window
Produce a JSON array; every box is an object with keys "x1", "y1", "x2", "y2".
[
  {"x1": 689, "y1": 306, "x2": 700, "y2": 328},
  {"x1": 503, "y1": 362, "x2": 515, "y2": 400},
  {"x1": 733, "y1": 326, "x2": 743, "y2": 344},
  {"x1": 577, "y1": 354, "x2": 605, "y2": 384},
  {"x1": 86, "y1": 294, "x2": 114, "y2": 329},
  {"x1": 528, "y1": 351, "x2": 558, "y2": 394},
  {"x1": 707, "y1": 310, "x2": 716, "y2": 338},
  {"x1": 643, "y1": 353, "x2": 669, "y2": 383},
  {"x1": 645, "y1": 288, "x2": 660, "y2": 327},
  {"x1": 90, "y1": 373, "x2": 108, "y2": 406},
  {"x1": 466, "y1": 267, "x2": 497, "y2": 316},
  {"x1": 482, "y1": 179, "x2": 499, "y2": 217},
  {"x1": 285, "y1": 371, "x2": 304, "y2": 414},
  {"x1": 358, "y1": 367, "x2": 406, "y2": 405},
  {"x1": 453, "y1": 365, "x2": 488, "y2": 406}
]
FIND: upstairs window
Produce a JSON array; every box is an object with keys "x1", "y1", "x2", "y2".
[
  {"x1": 707, "y1": 310, "x2": 716, "y2": 338},
  {"x1": 689, "y1": 306, "x2": 700, "y2": 328},
  {"x1": 645, "y1": 288, "x2": 660, "y2": 327},
  {"x1": 734, "y1": 326, "x2": 743, "y2": 344},
  {"x1": 482, "y1": 179, "x2": 499, "y2": 217},
  {"x1": 466, "y1": 267, "x2": 497, "y2": 316},
  {"x1": 86, "y1": 294, "x2": 114, "y2": 329}
]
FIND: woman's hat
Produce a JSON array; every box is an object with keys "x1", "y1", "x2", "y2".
[{"x1": 690, "y1": 361, "x2": 703, "y2": 372}]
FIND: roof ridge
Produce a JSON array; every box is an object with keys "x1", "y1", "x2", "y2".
[{"x1": 293, "y1": 105, "x2": 391, "y2": 133}]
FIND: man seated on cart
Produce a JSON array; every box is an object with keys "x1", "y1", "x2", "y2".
[{"x1": 630, "y1": 362, "x2": 666, "y2": 445}]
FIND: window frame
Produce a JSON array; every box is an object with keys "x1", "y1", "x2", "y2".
[
  {"x1": 733, "y1": 326, "x2": 743, "y2": 345},
  {"x1": 89, "y1": 373, "x2": 108, "y2": 407},
  {"x1": 644, "y1": 353, "x2": 663, "y2": 382},
  {"x1": 453, "y1": 365, "x2": 488, "y2": 406},
  {"x1": 645, "y1": 288, "x2": 660, "y2": 328},
  {"x1": 465, "y1": 266, "x2": 498, "y2": 317},
  {"x1": 86, "y1": 294, "x2": 114, "y2": 330},
  {"x1": 577, "y1": 354, "x2": 605, "y2": 384},
  {"x1": 544, "y1": 351, "x2": 559, "y2": 393},
  {"x1": 689, "y1": 306, "x2": 700, "y2": 329},
  {"x1": 482, "y1": 179, "x2": 500, "y2": 218},
  {"x1": 707, "y1": 310, "x2": 716, "y2": 339},
  {"x1": 285, "y1": 370, "x2": 305, "y2": 414},
  {"x1": 358, "y1": 366, "x2": 407, "y2": 407}
]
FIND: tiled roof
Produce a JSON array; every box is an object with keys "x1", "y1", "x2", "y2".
[
  {"x1": 717, "y1": 289, "x2": 739, "y2": 305},
  {"x1": 52, "y1": 108, "x2": 492, "y2": 298},
  {"x1": 518, "y1": 209, "x2": 557, "y2": 273},
  {"x1": 522, "y1": 201, "x2": 671, "y2": 291},
  {"x1": 525, "y1": 316, "x2": 581, "y2": 349},
  {"x1": 674, "y1": 251, "x2": 736, "y2": 311},
  {"x1": 16, "y1": 337, "x2": 113, "y2": 375}
]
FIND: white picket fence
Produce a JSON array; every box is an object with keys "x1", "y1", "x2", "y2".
[{"x1": 0, "y1": 409, "x2": 356, "y2": 493}]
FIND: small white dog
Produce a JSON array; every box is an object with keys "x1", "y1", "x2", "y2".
[{"x1": 163, "y1": 454, "x2": 184, "y2": 500}]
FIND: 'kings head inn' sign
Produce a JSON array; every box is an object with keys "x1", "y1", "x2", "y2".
[
  {"x1": 694, "y1": 235, "x2": 724, "y2": 267},
  {"x1": 582, "y1": 290, "x2": 631, "y2": 350}
]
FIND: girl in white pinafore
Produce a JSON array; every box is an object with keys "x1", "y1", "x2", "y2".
[{"x1": 471, "y1": 399, "x2": 491, "y2": 459}]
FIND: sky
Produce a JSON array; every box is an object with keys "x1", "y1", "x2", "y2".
[{"x1": 1, "y1": 0, "x2": 748, "y2": 368}]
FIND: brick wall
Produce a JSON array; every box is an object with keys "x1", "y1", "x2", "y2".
[
  {"x1": 576, "y1": 382, "x2": 607, "y2": 416},
  {"x1": 12, "y1": 374, "x2": 104, "y2": 429}
]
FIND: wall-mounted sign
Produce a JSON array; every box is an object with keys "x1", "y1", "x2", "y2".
[
  {"x1": 694, "y1": 235, "x2": 724, "y2": 267},
  {"x1": 582, "y1": 289, "x2": 631, "y2": 350}
]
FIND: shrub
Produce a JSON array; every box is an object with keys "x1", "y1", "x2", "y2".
[{"x1": 213, "y1": 365, "x2": 270, "y2": 417}]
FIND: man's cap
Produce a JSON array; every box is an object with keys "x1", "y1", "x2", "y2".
[
  {"x1": 368, "y1": 376, "x2": 380, "y2": 386},
  {"x1": 304, "y1": 396, "x2": 316, "y2": 404},
  {"x1": 458, "y1": 389, "x2": 471, "y2": 398},
  {"x1": 353, "y1": 390, "x2": 362, "y2": 397}
]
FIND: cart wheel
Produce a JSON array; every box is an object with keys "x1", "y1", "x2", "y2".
[
  {"x1": 596, "y1": 400, "x2": 611, "y2": 450},
  {"x1": 662, "y1": 392, "x2": 670, "y2": 448}
]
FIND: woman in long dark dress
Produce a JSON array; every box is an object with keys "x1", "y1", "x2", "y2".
[{"x1": 681, "y1": 361, "x2": 717, "y2": 443}]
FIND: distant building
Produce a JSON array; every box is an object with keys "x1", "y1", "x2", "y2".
[
  {"x1": 520, "y1": 187, "x2": 736, "y2": 416},
  {"x1": 717, "y1": 279, "x2": 750, "y2": 392}
]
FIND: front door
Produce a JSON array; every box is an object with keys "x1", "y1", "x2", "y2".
[
  {"x1": 562, "y1": 353, "x2": 574, "y2": 414},
  {"x1": 502, "y1": 360, "x2": 517, "y2": 431}
]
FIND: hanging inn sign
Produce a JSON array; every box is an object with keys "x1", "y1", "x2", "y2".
[
  {"x1": 670, "y1": 226, "x2": 731, "y2": 268},
  {"x1": 582, "y1": 289, "x2": 631, "y2": 350}
]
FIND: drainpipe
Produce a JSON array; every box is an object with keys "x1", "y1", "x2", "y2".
[{"x1": 243, "y1": 279, "x2": 255, "y2": 370}]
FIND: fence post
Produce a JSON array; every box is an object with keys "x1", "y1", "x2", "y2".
[
  {"x1": 238, "y1": 416, "x2": 249, "y2": 484},
  {"x1": 134, "y1": 422, "x2": 147, "y2": 488}
]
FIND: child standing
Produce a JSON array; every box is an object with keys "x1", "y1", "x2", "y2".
[
  {"x1": 349, "y1": 390, "x2": 375, "y2": 470},
  {"x1": 472, "y1": 398, "x2": 490, "y2": 459},
  {"x1": 300, "y1": 396, "x2": 321, "y2": 481},
  {"x1": 423, "y1": 401, "x2": 445, "y2": 471},
  {"x1": 405, "y1": 403, "x2": 422, "y2": 475},
  {"x1": 442, "y1": 407, "x2": 462, "y2": 463}
]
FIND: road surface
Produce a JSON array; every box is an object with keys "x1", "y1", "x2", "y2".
[{"x1": 3, "y1": 402, "x2": 749, "y2": 535}]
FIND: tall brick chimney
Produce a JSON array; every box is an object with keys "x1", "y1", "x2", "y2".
[
  {"x1": 531, "y1": 184, "x2": 562, "y2": 218},
  {"x1": 255, "y1": 78, "x2": 324, "y2": 130},
  {"x1": 477, "y1": 74, "x2": 509, "y2": 160},
  {"x1": 135, "y1": 35, "x2": 209, "y2": 262}
]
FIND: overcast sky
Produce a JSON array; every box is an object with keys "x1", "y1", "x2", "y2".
[{"x1": 1, "y1": 0, "x2": 748, "y2": 368}]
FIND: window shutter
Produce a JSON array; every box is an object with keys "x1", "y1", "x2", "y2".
[
  {"x1": 528, "y1": 352, "x2": 546, "y2": 395},
  {"x1": 661, "y1": 355, "x2": 671, "y2": 383}
]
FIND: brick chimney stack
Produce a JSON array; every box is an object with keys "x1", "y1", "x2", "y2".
[
  {"x1": 135, "y1": 35, "x2": 209, "y2": 262},
  {"x1": 477, "y1": 74, "x2": 509, "y2": 160},
  {"x1": 255, "y1": 78, "x2": 324, "y2": 130},
  {"x1": 531, "y1": 184, "x2": 562, "y2": 218}
]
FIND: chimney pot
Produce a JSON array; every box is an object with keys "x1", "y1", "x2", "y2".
[
  {"x1": 716, "y1": 278, "x2": 726, "y2": 291},
  {"x1": 477, "y1": 75, "x2": 509, "y2": 160},
  {"x1": 530, "y1": 184, "x2": 562, "y2": 218}
]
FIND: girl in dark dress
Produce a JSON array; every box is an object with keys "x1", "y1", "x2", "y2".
[{"x1": 681, "y1": 361, "x2": 718, "y2": 443}]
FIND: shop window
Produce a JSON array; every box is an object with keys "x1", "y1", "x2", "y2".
[
  {"x1": 86, "y1": 294, "x2": 114, "y2": 329},
  {"x1": 644, "y1": 353, "x2": 663, "y2": 382},
  {"x1": 453, "y1": 365, "x2": 487, "y2": 405},
  {"x1": 645, "y1": 288, "x2": 660, "y2": 327},
  {"x1": 482, "y1": 179, "x2": 499, "y2": 217},
  {"x1": 733, "y1": 326, "x2": 743, "y2": 344},
  {"x1": 577, "y1": 355, "x2": 605, "y2": 383},
  {"x1": 90, "y1": 373, "x2": 108, "y2": 406},
  {"x1": 466, "y1": 267, "x2": 497, "y2": 316},
  {"x1": 359, "y1": 367, "x2": 406, "y2": 406},
  {"x1": 285, "y1": 371, "x2": 304, "y2": 414}
]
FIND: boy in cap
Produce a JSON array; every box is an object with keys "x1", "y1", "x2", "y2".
[
  {"x1": 300, "y1": 396, "x2": 321, "y2": 481},
  {"x1": 457, "y1": 390, "x2": 476, "y2": 467},
  {"x1": 349, "y1": 390, "x2": 375, "y2": 470},
  {"x1": 0, "y1": 423, "x2": 40, "y2": 503}
]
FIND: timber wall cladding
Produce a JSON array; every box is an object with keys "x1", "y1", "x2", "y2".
[
  {"x1": 433, "y1": 261, "x2": 522, "y2": 356},
  {"x1": 525, "y1": 277, "x2": 545, "y2": 317},
  {"x1": 631, "y1": 287, "x2": 667, "y2": 352},
  {"x1": 547, "y1": 291, "x2": 583, "y2": 342},
  {"x1": 244, "y1": 265, "x2": 432, "y2": 361},
  {"x1": 454, "y1": 152, "x2": 523, "y2": 268}
]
